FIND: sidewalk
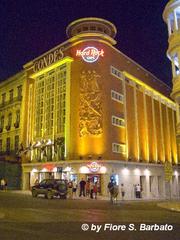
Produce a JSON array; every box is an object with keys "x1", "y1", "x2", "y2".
[
  {"x1": 5, "y1": 190, "x2": 180, "y2": 203},
  {"x1": 157, "y1": 202, "x2": 180, "y2": 213}
]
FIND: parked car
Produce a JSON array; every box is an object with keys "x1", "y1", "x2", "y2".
[{"x1": 31, "y1": 179, "x2": 68, "y2": 199}]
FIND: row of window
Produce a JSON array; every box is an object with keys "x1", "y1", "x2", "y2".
[
  {"x1": 0, "y1": 135, "x2": 19, "y2": 153},
  {"x1": 0, "y1": 110, "x2": 20, "y2": 133},
  {"x1": 112, "y1": 115, "x2": 125, "y2": 127},
  {"x1": 112, "y1": 143, "x2": 126, "y2": 154},
  {"x1": 111, "y1": 90, "x2": 124, "y2": 103},
  {"x1": 111, "y1": 66, "x2": 124, "y2": 80},
  {"x1": 1, "y1": 85, "x2": 22, "y2": 105},
  {"x1": 75, "y1": 25, "x2": 109, "y2": 35}
]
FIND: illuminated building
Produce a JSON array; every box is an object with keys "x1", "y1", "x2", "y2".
[{"x1": 0, "y1": 17, "x2": 179, "y2": 199}]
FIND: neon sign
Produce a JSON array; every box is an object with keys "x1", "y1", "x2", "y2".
[
  {"x1": 87, "y1": 162, "x2": 101, "y2": 172},
  {"x1": 76, "y1": 47, "x2": 104, "y2": 63}
]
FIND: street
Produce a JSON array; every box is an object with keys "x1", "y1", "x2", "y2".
[{"x1": 0, "y1": 191, "x2": 180, "y2": 240}]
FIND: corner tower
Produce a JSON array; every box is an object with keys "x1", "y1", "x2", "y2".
[
  {"x1": 66, "y1": 17, "x2": 117, "y2": 45},
  {"x1": 163, "y1": 0, "x2": 180, "y2": 148}
]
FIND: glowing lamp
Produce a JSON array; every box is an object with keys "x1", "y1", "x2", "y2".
[
  {"x1": 122, "y1": 167, "x2": 129, "y2": 175},
  {"x1": 41, "y1": 168, "x2": 47, "y2": 172},
  {"x1": 100, "y1": 166, "x2": 107, "y2": 174},
  {"x1": 64, "y1": 166, "x2": 71, "y2": 172},
  {"x1": 79, "y1": 166, "x2": 89, "y2": 174},
  {"x1": 134, "y1": 168, "x2": 140, "y2": 175},
  {"x1": 144, "y1": 168, "x2": 150, "y2": 175}
]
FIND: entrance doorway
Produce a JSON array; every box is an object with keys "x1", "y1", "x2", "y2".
[
  {"x1": 86, "y1": 174, "x2": 101, "y2": 193},
  {"x1": 140, "y1": 176, "x2": 146, "y2": 198}
]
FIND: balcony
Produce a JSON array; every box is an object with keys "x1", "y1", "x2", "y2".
[{"x1": 0, "y1": 96, "x2": 22, "y2": 109}]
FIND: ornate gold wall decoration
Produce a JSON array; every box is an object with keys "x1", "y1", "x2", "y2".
[{"x1": 79, "y1": 70, "x2": 103, "y2": 137}]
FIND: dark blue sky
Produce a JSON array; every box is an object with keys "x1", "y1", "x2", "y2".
[{"x1": 0, "y1": 0, "x2": 171, "y2": 86}]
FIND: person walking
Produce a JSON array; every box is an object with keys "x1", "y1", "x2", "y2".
[
  {"x1": 72, "y1": 179, "x2": 77, "y2": 199},
  {"x1": 86, "y1": 179, "x2": 90, "y2": 197},
  {"x1": 68, "y1": 180, "x2": 73, "y2": 199},
  {"x1": 0, "y1": 178, "x2": 5, "y2": 191},
  {"x1": 79, "y1": 178, "x2": 86, "y2": 197},
  {"x1": 107, "y1": 179, "x2": 114, "y2": 203},
  {"x1": 120, "y1": 183, "x2": 125, "y2": 200},
  {"x1": 93, "y1": 182, "x2": 98, "y2": 199},
  {"x1": 136, "y1": 184, "x2": 141, "y2": 198},
  {"x1": 90, "y1": 180, "x2": 94, "y2": 199}
]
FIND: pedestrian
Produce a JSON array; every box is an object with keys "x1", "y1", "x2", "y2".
[
  {"x1": 110, "y1": 183, "x2": 119, "y2": 204},
  {"x1": 90, "y1": 180, "x2": 94, "y2": 199},
  {"x1": 86, "y1": 179, "x2": 90, "y2": 197},
  {"x1": 72, "y1": 179, "x2": 77, "y2": 199},
  {"x1": 136, "y1": 184, "x2": 141, "y2": 198},
  {"x1": 4, "y1": 179, "x2": 7, "y2": 191},
  {"x1": 120, "y1": 183, "x2": 125, "y2": 200},
  {"x1": 107, "y1": 179, "x2": 114, "y2": 203},
  {"x1": 68, "y1": 180, "x2": 73, "y2": 199},
  {"x1": 93, "y1": 182, "x2": 98, "y2": 199},
  {"x1": 0, "y1": 178, "x2": 5, "y2": 191},
  {"x1": 34, "y1": 179, "x2": 39, "y2": 185},
  {"x1": 79, "y1": 178, "x2": 86, "y2": 197}
]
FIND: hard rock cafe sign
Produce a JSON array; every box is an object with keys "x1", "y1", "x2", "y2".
[
  {"x1": 76, "y1": 47, "x2": 104, "y2": 63},
  {"x1": 87, "y1": 162, "x2": 101, "y2": 172},
  {"x1": 33, "y1": 47, "x2": 64, "y2": 72}
]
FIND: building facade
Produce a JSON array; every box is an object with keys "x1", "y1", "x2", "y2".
[{"x1": 0, "y1": 17, "x2": 180, "y2": 199}]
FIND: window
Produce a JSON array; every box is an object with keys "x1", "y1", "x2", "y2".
[
  {"x1": 2, "y1": 93, "x2": 6, "y2": 105},
  {"x1": 57, "y1": 65, "x2": 67, "y2": 134},
  {"x1": 111, "y1": 66, "x2": 123, "y2": 80},
  {"x1": 112, "y1": 143, "x2": 126, "y2": 154},
  {"x1": 45, "y1": 71, "x2": 55, "y2": 135},
  {"x1": 0, "y1": 115, "x2": 4, "y2": 131},
  {"x1": 112, "y1": 116, "x2": 125, "y2": 127},
  {"x1": 14, "y1": 135, "x2": 19, "y2": 152},
  {"x1": 83, "y1": 26, "x2": 88, "y2": 31},
  {"x1": 8, "y1": 113, "x2": 12, "y2": 127},
  {"x1": 16, "y1": 110, "x2": 20, "y2": 122},
  {"x1": 35, "y1": 75, "x2": 45, "y2": 137},
  {"x1": 6, "y1": 137, "x2": 10, "y2": 153},
  {"x1": 111, "y1": 90, "x2": 124, "y2": 103},
  {"x1": 9, "y1": 89, "x2": 13, "y2": 102},
  {"x1": 90, "y1": 26, "x2": 96, "y2": 31},
  {"x1": 16, "y1": 110, "x2": 20, "y2": 124},
  {"x1": 0, "y1": 139, "x2": 2, "y2": 153},
  {"x1": 17, "y1": 85, "x2": 22, "y2": 100}
]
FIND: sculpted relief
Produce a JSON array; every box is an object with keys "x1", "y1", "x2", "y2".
[{"x1": 79, "y1": 70, "x2": 103, "y2": 137}]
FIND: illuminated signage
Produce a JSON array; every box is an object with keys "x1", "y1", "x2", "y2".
[
  {"x1": 87, "y1": 162, "x2": 101, "y2": 172},
  {"x1": 76, "y1": 47, "x2": 104, "y2": 63},
  {"x1": 33, "y1": 47, "x2": 64, "y2": 72}
]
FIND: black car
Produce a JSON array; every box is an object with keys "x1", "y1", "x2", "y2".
[{"x1": 31, "y1": 179, "x2": 68, "y2": 199}]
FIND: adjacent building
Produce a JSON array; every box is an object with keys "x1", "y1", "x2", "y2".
[{"x1": 0, "y1": 17, "x2": 179, "y2": 199}]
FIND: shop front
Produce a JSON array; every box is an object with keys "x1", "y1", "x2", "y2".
[{"x1": 22, "y1": 161, "x2": 180, "y2": 199}]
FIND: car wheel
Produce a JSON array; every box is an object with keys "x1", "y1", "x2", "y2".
[
  {"x1": 46, "y1": 191, "x2": 53, "y2": 199},
  {"x1": 32, "y1": 190, "x2": 37, "y2": 198}
]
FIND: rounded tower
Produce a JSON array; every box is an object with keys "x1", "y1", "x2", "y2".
[
  {"x1": 163, "y1": 0, "x2": 180, "y2": 138},
  {"x1": 66, "y1": 17, "x2": 117, "y2": 45}
]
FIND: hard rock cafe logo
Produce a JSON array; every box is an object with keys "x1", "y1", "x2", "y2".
[
  {"x1": 87, "y1": 162, "x2": 101, "y2": 172},
  {"x1": 76, "y1": 47, "x2": 104, "y2": 63}
]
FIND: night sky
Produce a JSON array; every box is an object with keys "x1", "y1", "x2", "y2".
[{"x1": 0, "y1": 0, "x2": 171, "y2": 86}]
